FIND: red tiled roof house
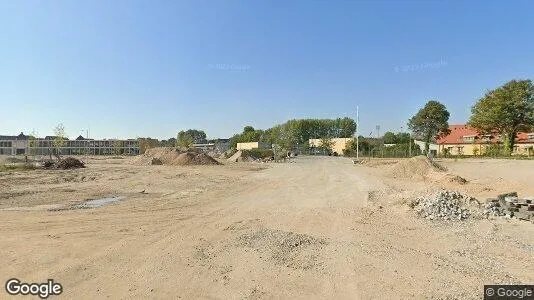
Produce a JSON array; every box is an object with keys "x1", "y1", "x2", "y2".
[{"x1": 436, "y1": 125, "x2": 534, "y2": 156}]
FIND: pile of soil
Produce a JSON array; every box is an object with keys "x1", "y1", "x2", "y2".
[
  {"x1": 386, "y1": 156, "x2": 446, "y2": 179},
  {"x1": 360, "y1": 159, "x2": 400, "y2": 167},
  {"x1": 44, "y1": 157, "x2": 86, "y2": 169},
  {"x1": 130, "y1": 147, "x2": 221, "y2": 166},
  {"x1": 175, "y1": 152, "x2": 221, "y2": 165}
]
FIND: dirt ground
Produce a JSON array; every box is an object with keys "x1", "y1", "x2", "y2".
[{"x1": 1, "y1": 156, "x2": 533, "y2": 299}]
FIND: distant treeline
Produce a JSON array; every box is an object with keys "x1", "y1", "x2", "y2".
[{"x1": 230, "y1": 117, "x2": 357, "y2": 150}]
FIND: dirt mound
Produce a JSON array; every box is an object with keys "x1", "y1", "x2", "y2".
[
  {"x1": 386, "y1": 156, "x2": 446, "y2": 179},
  {"x1": 425, "y1": 172, "x2": 469, "y2": 186},
  {"x1": 44, "y1": 157, "x2": 85, "y2": 169},
  {"x1": 175, "y1": 152, "x2": 221, "y2": 165},
  {"x1": 130, "y1": 147, "x2": 220, "y2": 166},
  {"x1": 360, "y1": 159, "x2": 400, "y2": 167}
]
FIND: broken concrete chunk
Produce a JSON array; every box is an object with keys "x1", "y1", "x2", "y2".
[{"x1": 498, "y1": 192, "x2": 518, "y2": 201}]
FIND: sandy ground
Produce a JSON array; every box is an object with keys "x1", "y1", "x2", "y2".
[{"x1": 1, "y1": 156, "x2": 533, "y2": 299}]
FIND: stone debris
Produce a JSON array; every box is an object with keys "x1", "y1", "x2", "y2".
[
  {"x1": 43, "y1": 157, "x2": 86, "y2": 169},
  {"x1": 483, "y1": 192, "x2": 534, "y2": 222},
  {"x1": 410, "y1": 190, "x2": 534, "y2": 223},
  {"x1": 409, "y1": 190, "x2": 479, "y2": 221}
]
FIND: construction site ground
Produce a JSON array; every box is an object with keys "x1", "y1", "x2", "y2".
[{"x1": 1, "y1": 156, "x2": 533, "y2": 299}]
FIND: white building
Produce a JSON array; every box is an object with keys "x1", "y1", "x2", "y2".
[{"x1": 0, "y1": 132, "x2": 139, "y2": 156}]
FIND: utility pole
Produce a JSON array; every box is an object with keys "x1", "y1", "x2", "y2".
[
  {"x1": 356, "y1": 106, "x2": 359, "y2": 160},
  {"x1": 408, "y1": 124, "x2": 412, "y2": 158},
  {"x1": 376, "y1": 125, "x2": 380, "y2": 139}
]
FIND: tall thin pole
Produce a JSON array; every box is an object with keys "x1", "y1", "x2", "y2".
[
  {"x1": 408, "y1": 124, "x2": 412, "y2": 158},
  {"x1": 356, "y1": 106, "x2": 359, "y2": 160}
]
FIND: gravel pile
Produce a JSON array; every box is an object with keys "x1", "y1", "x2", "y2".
[{"x1": 409, "y1": 190, "x2": 480, "y2": 221}]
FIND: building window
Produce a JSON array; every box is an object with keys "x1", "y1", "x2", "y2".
[
  {"x1": 481, "y1": 135, "x2": 491, "y2": 142},
  {"x1": 463, "y1": 136, "x2": 475, "y2": 143}
]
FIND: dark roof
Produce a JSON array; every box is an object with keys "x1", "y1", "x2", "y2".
[
  {"x1": 44, "y1": 136, "x2": 70, "y2": 141},
  {"x1": 0, "y1": 132, "x2": 28, "y2": 140},
  {"x1": 76, "y1": 135, "x2": 86, "y2": 140}
]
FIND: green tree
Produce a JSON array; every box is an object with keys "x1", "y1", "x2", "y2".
[
  {"x1": 177, "y1": 131, "x2": 195, "y2": 148},
  {"x1": 243, "y1": 126, "x2": 255, "y2": 133},
  {"x1": 395, "y1": 132, "x2": 411, "y2": 144},
  {"x1": 229, "y1": 118, "x2": 356, "y2": 153},
  {"x1": 53, "y1": 123, "x2": 67, "y2": 159},
  {"x1": 28, "y1": 130, "x2": 38, "y2": 158},
  {"x1": 382, "y1": 131, "x2": 397, "y2": 144},
  {"x1": 113, "y1": 140, "x2": 124, "y2": 155},
  {"x1": 408, "y1": 100, "x2": 450, "y2": 154},
  {"x1": 137, "y1": 138, "x2": 159, "y2": 154},
  {"x1": 179, "y1": 129, "x2": 207, "y2": 144},
  {"x1": 469, "y1": 79, "x2": 534, "y2": 155},
  {"x1": 319, "y1": 137, "x2": 335, "y2": 154}
]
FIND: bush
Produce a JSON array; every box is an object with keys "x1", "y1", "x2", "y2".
[
  {"x1": 241, "y1": 149, "x2": 274, "y2": 159},
  {"x1": 483, "y1": 144, "x2": 505, "y2": 157}
]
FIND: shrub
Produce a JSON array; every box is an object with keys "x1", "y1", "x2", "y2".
[
  {"x1": 242, "y1": 149, "x2": 274, "y2": 159},
  {"x1": 483, "y1": 144, "x2": 505, "y2": 157}
]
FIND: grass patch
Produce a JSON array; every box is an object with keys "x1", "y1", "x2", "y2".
[{"x1": 0, "y1": 164, "x2": 38, "y2": 172}]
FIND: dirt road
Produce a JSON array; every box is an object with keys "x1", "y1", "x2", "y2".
[{"x1": 1, "y1": 156, "x2": 533, "y2": 299}]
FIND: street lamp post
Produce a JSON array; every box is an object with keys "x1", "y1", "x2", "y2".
[{"x1": 356, "y1": 106, "x2": 359, "y2": 160}]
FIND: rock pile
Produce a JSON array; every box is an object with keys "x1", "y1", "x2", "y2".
[
  {"x1": 409, "y1": 190, "x2": 479, "y2": 221},
  {"x1": 43, "y1": 157, "x2": 86, "y2": 169},
  {"x1": 483, "y1": 192, "x2": 534, "y2": 221}
]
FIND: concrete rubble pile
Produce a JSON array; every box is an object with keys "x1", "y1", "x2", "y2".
[
  {"x1": 484, "y1": 192, "x2": 534, "y2": 221},
  {"x1": 43, "y1": 157, "x2": 86, "y2": 170},
  {"x1": 410, "y1": 190, "x2": 479, "y2": 221}
]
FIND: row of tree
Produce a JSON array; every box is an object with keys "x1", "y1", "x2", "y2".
[
  {"x1": 230, "y1": 117, "x2": 357, "y2": 150},
  {"x1": 408, "y1": 79, "x2": 534, "y2": 155},
  {"x1": 342, "y1": 136, "x2": 421, "y2": 157},
  {"x1": 382, "y1": 132, "x2": 411, "y2": 144},
  {"x1": 43, "y1": 79, "x2": 532, "y2": 158}
]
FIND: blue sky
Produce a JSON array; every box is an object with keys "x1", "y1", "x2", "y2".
[{"x1": 1, "y1": 0, "x2": 533, "y2": 139}]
